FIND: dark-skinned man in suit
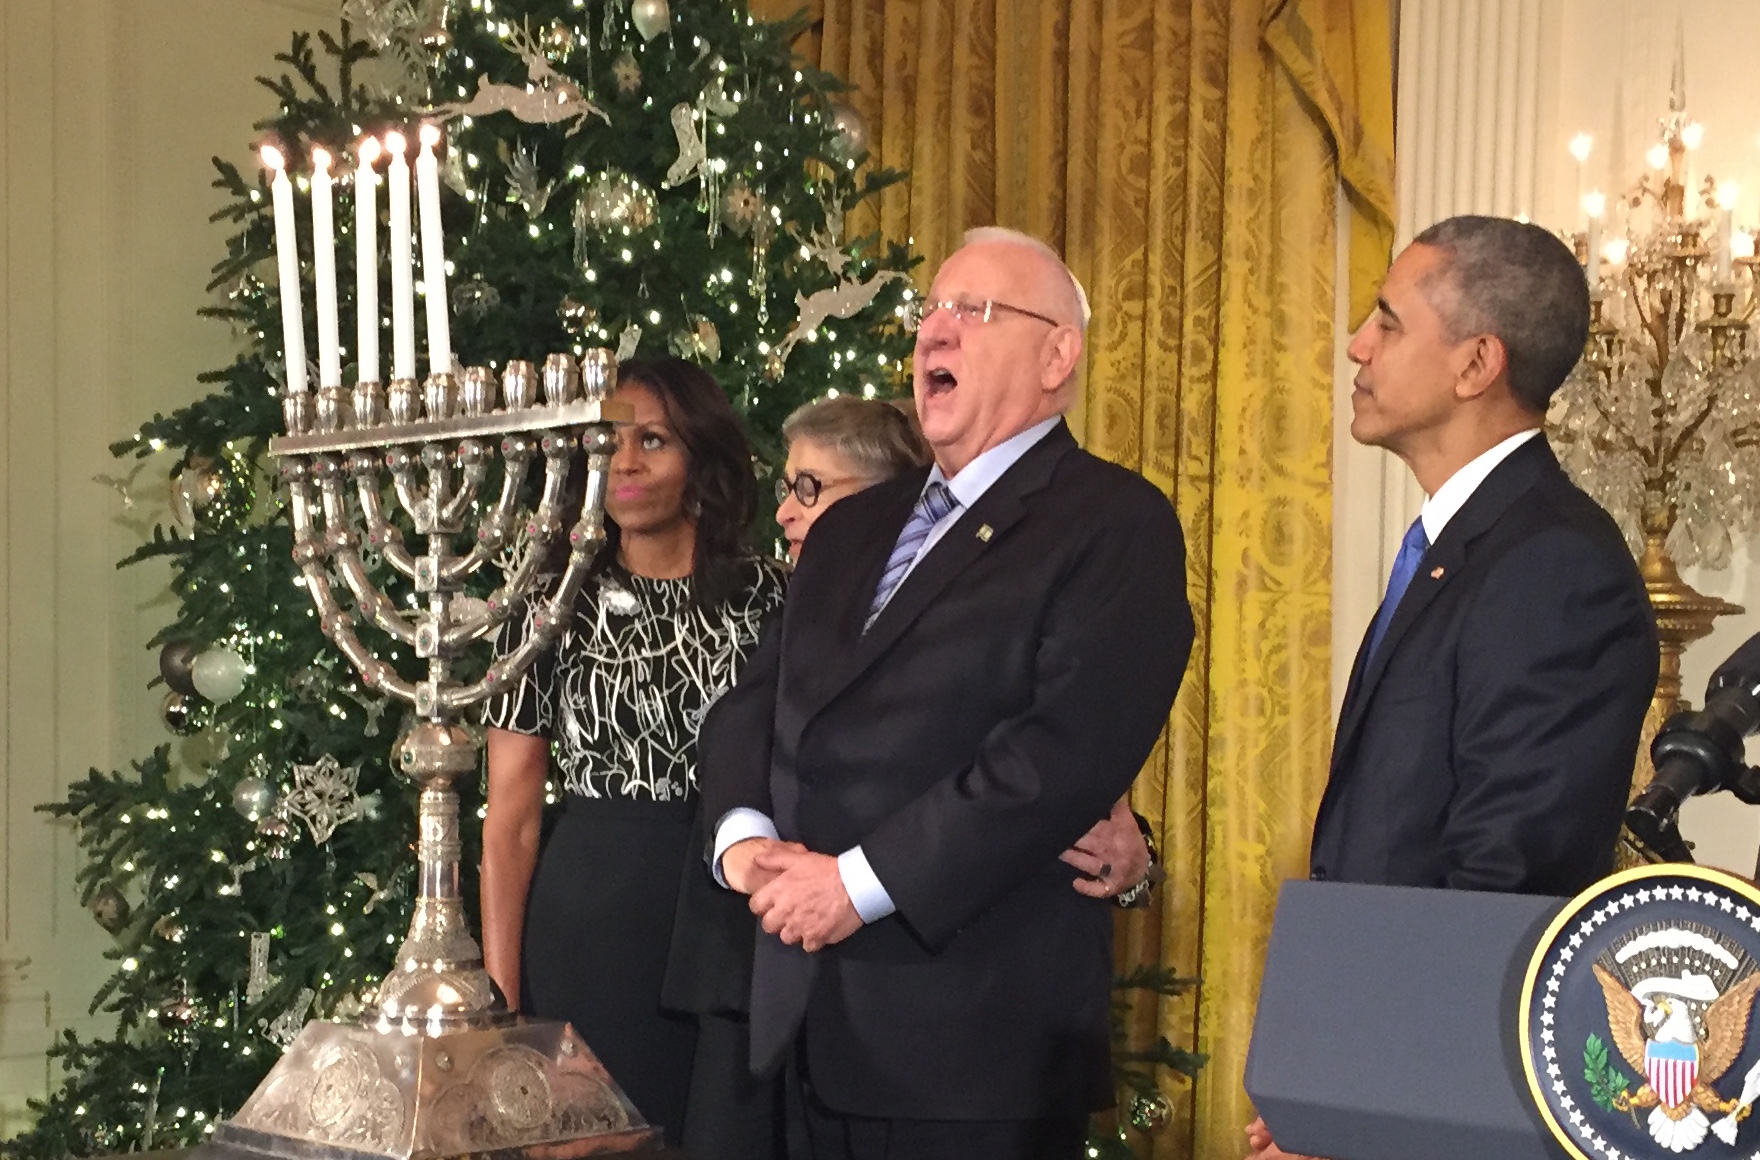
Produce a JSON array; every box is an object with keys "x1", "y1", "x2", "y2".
[
  {"x1": 701, "y1": 227, "x2": 1195, "y2": 1160},
  {"x1": 1246, "y1": 218, "x2": 1658, "y2": 1160}
]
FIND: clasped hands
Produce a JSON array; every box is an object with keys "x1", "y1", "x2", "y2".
[
  {"x1": 720, "y1": 797, "x2": 1153, "y2": 954},
  {"x1": 723, "y1": 838, "x2": 862, "y2": 953}
]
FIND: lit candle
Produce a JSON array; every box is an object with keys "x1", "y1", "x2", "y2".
[
  {"x1": 1683, "y1": 122, "x2": 1705, "y2": 211},
  {"x1": 415, "y1": 123, "x2": 452, "y2": 378},
  {"x1": 260, "y1": 145, "x2": 308, "y2": 396},
  {"x1": 1569, "y1": 133, "x2": 1592, "y2": 214},
  {"x1": 1582, "y1": 190, "x2": 1606, "y2": 288},
  {"x1": 1716, "y1": 181, "x2": 1740, "y2": 282},
  {"x1": 385, "y1": 131, "x2": 415, "y2": 382},
  {"x1": 355, "y1": 137, "x2": 382, "y2": 385},
  {"x1": 310, "y1": 148, "x2": 341, "y2": 388}
]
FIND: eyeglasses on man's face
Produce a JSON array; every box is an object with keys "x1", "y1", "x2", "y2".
[
  {"x1": 903, "y1": 297, "x2": 1064, "y2": 331},
  {"x1": 776, "y1": 471, "x2": 861, "y2": 508}
]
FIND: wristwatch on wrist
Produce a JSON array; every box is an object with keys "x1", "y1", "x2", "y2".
[{"x1": 1112, "y1": 810, "x2": 1165, "y2": 910}]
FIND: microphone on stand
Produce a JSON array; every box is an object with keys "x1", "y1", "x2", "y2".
[{"x1": 1625, "y1": 632, "x2": 1760, "y2": 862}]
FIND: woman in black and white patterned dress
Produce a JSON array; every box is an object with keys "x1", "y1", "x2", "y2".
[{"x1": 480, "y1": 357, "x2": 785, "y2": 1146}]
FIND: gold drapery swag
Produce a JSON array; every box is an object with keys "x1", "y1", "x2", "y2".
[{"x1": 749, "y1": 1, "x2": 1394, "y2": 1155}]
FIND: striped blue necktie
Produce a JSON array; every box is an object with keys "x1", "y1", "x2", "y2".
[{"x1": 866, "y1": 481, "x2": 959, "y2": 630}]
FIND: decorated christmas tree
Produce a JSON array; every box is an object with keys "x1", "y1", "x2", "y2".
[{"x1": 2, "y1": 2, "x2": 915, "y2": 1154}]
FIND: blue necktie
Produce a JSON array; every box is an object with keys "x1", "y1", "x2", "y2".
[
  {"x1": 1367, "y1": 517, "x2": 1429, "y2": 658},
  {"x1": 866, "y1": 481, "x2": 959, "y2": 630}
]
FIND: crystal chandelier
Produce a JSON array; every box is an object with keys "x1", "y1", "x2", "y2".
[{"x1": 1545, "y1": 67, "x2": 1760, "y2": 808}]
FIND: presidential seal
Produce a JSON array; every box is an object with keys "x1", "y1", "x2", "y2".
[{"x1": 1522, "y1": 864, "x2": 1760, "y2": 1158}]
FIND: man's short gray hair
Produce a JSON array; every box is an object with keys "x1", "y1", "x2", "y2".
[
  {"x1": 961, "y1": 226, "x2": 1091, "y2": 332},
  {"x1": 1410, "y1": 215, "x2": 1589, "y2": 413}
]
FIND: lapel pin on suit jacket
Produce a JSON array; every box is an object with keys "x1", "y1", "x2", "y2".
[
  {"x1": 977, "y1": 524, "x2": 994, "y2": 542},
  {"x1": 1430, "y1": 566, "x2": 1445, "y2": 579}
]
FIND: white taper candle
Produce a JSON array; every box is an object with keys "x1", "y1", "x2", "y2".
[
  {"x1": 311, "y1": 148, "x2": 341, "y2": 388},
  {"x1": 1717, "y1": 182, "x2": 1740, "y2": 283},
  {"x1": 261, "y1": 145, "x2": 308, "y2": 395},
  {"x1": 355, "y1": 137, "x2": 382, "y2": 384},
  {"x1": 386, "y1": 131, "x2": 416, "y2": 381},
  {"x1": 415, "y1": 123, "x2": 452, "y2": 378},
  {"x1": 1582, "y1": 190, "x2": 1606, "y2": 289}
]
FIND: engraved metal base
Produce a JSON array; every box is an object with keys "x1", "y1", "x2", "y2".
[{"x1": 200, "y1": 1018, "x2": 658, "y2": 1160}]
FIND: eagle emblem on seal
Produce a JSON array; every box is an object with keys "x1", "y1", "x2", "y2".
[{"x1": 1593, "y1": 925, "x2": 1760, "y2": 1151}]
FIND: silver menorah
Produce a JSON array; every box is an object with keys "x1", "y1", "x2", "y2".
[{"x1": 202, "y1": 356, "x2": 658, "y2": 1160}]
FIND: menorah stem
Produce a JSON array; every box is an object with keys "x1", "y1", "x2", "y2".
[{"x1": 371, "y1": 720, "x2": 497, "y2": 1033}]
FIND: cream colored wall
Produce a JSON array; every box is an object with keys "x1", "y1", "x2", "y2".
[
  {"x1": 1340, "y1": 0, "x2": 1760, "y2": 876},
  {"x1": 0, "y1": 0, "x2": 330, "y2": 1123}
]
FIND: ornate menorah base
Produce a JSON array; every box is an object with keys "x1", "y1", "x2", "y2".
[
  {"x1": 229, "y1": 354, "x2": 646, "y2": 1160},
  {"x1": 201, "y1": 1018, "x2": 658, "y2": 1160}
]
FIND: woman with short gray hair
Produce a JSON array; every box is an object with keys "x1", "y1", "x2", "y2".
[{"x1": 774, "y1": 395, "x2": 931, "y2": 561}]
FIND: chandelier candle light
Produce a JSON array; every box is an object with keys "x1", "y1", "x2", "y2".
[
  {"x1": 206, "y1": 127, "x2": 654, "y2": 1160},
  {"x1": 1547, "y1": 67, "x2": 1760, "y2": 814}
]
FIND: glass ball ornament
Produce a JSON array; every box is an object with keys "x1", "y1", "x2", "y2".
[
  {"x1": 161, "y1": 690, "x2": 207, "y2": 736},
  {"x1": 451, "y1": 276, "x2": 501, "y2": 321},
  {"x1": 156, "y1": 994, "x2": 198, "y2": 1029},
  {"x1": 159, "y1": 639, "x2": 200, "y2": 696},
  {"x1": 417, "y1": 23, "x2": 453, "y2": 58},
  {"x1": 171, "y1": 456, "x2": 254, "y2": 534},
  {"x1": 87, "y1": 884, "x2": 131, "y2": 934},
  {"x1": 630, "y1": 0, "x2": 670, "y2": 41},
  {"x1": 763, "y1": 350, "x2": 787, "y2": 382},
  {"x1": 153, "y1": 914, "x2": 186, "y2": 943},
  {"x1": 544, "y1": 18, "x2": 574, "y2": 56},
  {"x1": 826, "y1": 103, "x2": 870, "y2": 163},
  {"x1": 559, "y1": 296, "x2": 599, "y2": 336},
  {"x1": 191, "y1": 646, "x2": 249, "y2": 703},
  {"x1": 232, "y1": 776, "x2": 277, "y2": 821},
  {"x1": 581, "y1": 170, "x2": 659, "y2": 236},
  {"x1": 1128, "y1": 1091, "x2": 1173, "y2": 1133}
]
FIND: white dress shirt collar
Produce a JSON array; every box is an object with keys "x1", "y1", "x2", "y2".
[
  {"x1": 928, "y1": 414, "x2": 1064, "y2": 505},
  {"x1": 1419, "y1": 427, "x2": 1542, "y2": 543}
]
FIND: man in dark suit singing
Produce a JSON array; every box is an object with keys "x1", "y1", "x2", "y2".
[
  {"x1": 1246, "y1": 218, "x2": 1659, "y2": 1159},
  {"x1": 700, "y1": 227, "x2": 1195, "y2": 1160}
]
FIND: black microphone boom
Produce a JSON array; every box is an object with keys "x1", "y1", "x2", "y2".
[{"x1": 1625, "y1": 630, "x2": 1760, "y2": 861}]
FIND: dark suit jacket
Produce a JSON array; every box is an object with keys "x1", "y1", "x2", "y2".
[
  {"x1": 699, "y1": 422, "x2": 1194, "y2": 1120},
  {"x1": 1310, "y1": 436, "x2": 1659, "y2": 895}
]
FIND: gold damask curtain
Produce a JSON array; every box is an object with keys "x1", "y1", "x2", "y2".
[{"x1": 749, "y1": 1, "x2": 1395, "y2": 1156}]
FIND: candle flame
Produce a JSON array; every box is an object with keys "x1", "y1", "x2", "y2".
[
  {"x1": 312, "y1": 147, "x2": 333, "y2": 172},
  {"x1": 1581, "y1": 190, "x2": 1607, "y2": 219},
  {"x1": 1717, "y1": 181, "x2": 1741, "y2": 210},
  {"x1": 260, "y1": 144, "x2": 286, "y2": 171},
  {"x1": 1647, "y1": 143, "x2": 1670, "y2": 171},
  {"x1": 358, "y1": 137, "x2": 382, "y2": 165},
  {"x1": 1682, "y1": 122, "x2": 1706, "y2": 150},
  {"x1": 385, "y1": 131, "x2": 407, "y2": 155},
  {"x1": 419, "y1": 123, "x2": 442, "y2": 149},
  {"x1": 1569, "y1": 133, "x2": 1593, "y2": 163}
]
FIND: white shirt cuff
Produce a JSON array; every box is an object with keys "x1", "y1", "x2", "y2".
[
  {"x1": 711, "y1": 808, "x2": 779, "y2": 888},
  {"x1": 837, "y1": 845, "x2": 896, "y2": 923}
]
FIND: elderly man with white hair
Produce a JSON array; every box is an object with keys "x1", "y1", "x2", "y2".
[{"x1": 700, "y1": 227, "x2": 1195, "y2": 1159}]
